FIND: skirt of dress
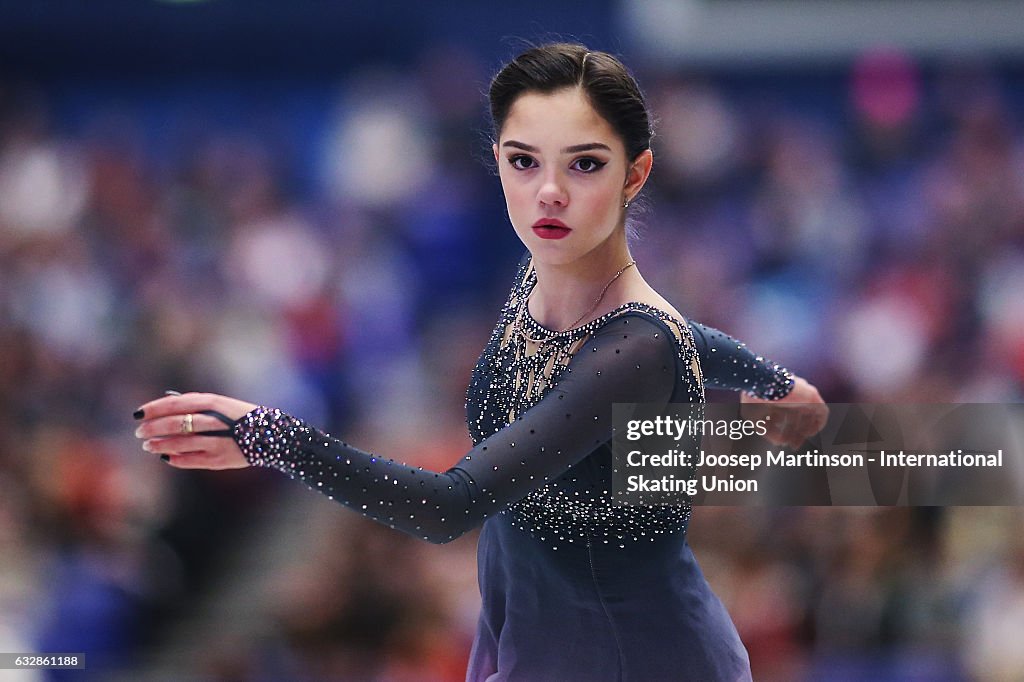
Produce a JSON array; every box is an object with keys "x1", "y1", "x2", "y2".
[{"x1": 466, "y1": 515, "x2": 753, "y2": 682}]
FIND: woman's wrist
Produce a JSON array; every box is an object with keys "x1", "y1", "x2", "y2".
[
  {"x1": 233, "y1": 406, "x2": 304, "y2": 468},
  {"x1": 749, "y1": 361, "x2": 795, "y2": 400}
]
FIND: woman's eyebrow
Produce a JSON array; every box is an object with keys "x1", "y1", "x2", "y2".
[
  {"x1": 502, "y1": 140, "x2": 538, "y2": 152},
  {"x1": 562, "y1": 143, "x2": 611, "y2": 153},
  {"x1": 501, "y1": 140, "x2": 612, "y2": 154}
]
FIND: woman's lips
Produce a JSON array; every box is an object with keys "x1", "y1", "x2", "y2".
[{"x1": 532, "y1": 219, "x2": 571, "y2": 240}]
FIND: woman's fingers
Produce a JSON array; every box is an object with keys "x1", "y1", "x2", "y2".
[
  {"x1": 136, "y1": 393, "x2": 212, "y2": 420},
  {"x1": 133, "y1": 391, "x2": 258, "y2": 470},
  {"x1": 782, "y1": 403, "x2": 829, "y2": 448},
  {"x1": 143, "y1": 434, "x2": 235, "y2": 456},
  {"x1": 142, "y1": 435, "x2": 250, "y2": 469},
  {"x1": 761, "y1": 413, "x2": 785, "y2": 446},
  {"x1": 135, "y1": 413, "x2": 230, "y2": 440},
  {"x1": 813, "y1": 403, "x2": 829, "y2": 431},
  {"x1": 752, "y1": 402, "x2": 829, "y2": 448},
  {"x1": 134, "y1": 392, "x2": 256, "y2": 422}
]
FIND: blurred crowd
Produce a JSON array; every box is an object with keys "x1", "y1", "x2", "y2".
[{"x1": 0, "y1": 44, "x2": 1022, "y2": 681}]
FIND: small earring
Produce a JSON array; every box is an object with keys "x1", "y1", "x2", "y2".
[{"x1": 623, "y1": 200, "x2": 630, "y2": 209}]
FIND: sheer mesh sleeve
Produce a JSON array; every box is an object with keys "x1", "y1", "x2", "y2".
[
  {"x1": 687, "y1": 321, "x2": 794, "y2": 399},
  {"x1": 233, "y1": 314, "x2": 676, "y2": 544}
]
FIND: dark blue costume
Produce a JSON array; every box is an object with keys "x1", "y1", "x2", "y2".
[{"x1": 234, "y1": 256, "x2": 792, "y2": 681}]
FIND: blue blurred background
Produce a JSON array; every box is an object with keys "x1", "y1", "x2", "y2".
[{"x1": 1, "y1": 1, "x2": 1023, "y2": 680}]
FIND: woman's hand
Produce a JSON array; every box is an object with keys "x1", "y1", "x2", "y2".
[
  {"x1": 133, "y1": 392, "x2": 258, "y2": 469},
  {"x1": 740, "y1": 375, "x2": 829, "y2": 449}
]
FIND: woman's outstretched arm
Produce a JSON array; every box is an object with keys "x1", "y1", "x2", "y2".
[{"x1": 134, "y1": 314, "x2": 677, "y2": 544}]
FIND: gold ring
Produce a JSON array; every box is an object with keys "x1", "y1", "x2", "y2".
[{"x1": 182, "y1": 413, "x2": 194, "y2": 434}]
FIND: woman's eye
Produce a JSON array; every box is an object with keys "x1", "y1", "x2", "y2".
[
  {"x1": 572, "y1": 157, "x2": 606, "y2": 173},
  {"x1": 509, "y1": 155, "x2": 537, "y2": 170}
]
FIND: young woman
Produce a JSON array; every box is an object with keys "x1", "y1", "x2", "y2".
[{"x1": 135, "y1": 43, "x2": 825, "y2": 681}]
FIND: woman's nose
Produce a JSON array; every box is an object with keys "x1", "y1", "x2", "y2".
[{"x1": 537, "y1": 174, "x2": 568, "y2": 207}]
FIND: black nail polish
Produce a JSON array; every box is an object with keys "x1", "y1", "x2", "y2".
[
  {"x1": 133, "y1": 409, "x2": 145, "y2": 420},
  {"x1": 165, "y1": 390, "x2": 182, "y2": 396},
  {"x1": 160, "y1": 455, "x2": 170, "y2": 462}
]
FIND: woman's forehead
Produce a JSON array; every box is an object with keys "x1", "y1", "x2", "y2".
[{"x1": 500, "y1": 88, "x2": 621, "y2": 150}]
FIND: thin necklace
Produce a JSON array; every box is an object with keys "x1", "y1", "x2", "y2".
[{"x1": 518, "y1": 260, "x2": 637, "y2": 341}]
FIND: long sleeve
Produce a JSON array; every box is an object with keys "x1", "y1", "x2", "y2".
[
  {"x1": 687, "y1": 321, "x2": 793, "y2": 399},
  {"x1": 233, "y1": 314, "x2": 677, "y2": 544}
]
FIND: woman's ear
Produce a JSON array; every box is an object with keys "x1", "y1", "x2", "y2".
[
  {"x1": 493, "y1": 143, "x2": 499, "y2": 164},
  {"x1": 624, "y1": 149, "x2": 653, "y2": 203}
]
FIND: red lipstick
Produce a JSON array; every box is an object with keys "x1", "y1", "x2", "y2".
[{"x1": 532, "y1": 218, "x2": 571, "y2": 240}]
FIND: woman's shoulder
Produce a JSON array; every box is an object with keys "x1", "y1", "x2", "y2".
[
  {"x1": 591, "y1": 302, "x2": 692, "y2": 352},
  {"x1": 581, "y1": 304, "x2": 704, "y2": 400},
  {"x1": 594, "y1": 278, "x2": 690, "y2": 341}
]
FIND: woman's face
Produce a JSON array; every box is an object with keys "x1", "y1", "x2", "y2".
[{"x1": 494, "y1": 87, "x2": 649, "y2": 268}]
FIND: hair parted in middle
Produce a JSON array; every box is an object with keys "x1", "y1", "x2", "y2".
[{"x1": 488, "y1": 43, "x2": 654, "y2": 163}]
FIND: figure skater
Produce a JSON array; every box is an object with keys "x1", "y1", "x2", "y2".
[{"x1": 134, "y1": 43, "x2": 826, "y2": 681}]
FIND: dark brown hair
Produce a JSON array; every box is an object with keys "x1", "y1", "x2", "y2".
[{"x1": 488, "y1": 43, "x2": 653, "y2": 162}]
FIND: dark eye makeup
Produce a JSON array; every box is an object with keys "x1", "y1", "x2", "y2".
[
  {"x1": 509, "y1": 155, "x2": 537, "y2": 170},
  {"x1": 571, "y1": 157, "x2": 606, "y2": 173},
  {"x1": 507, "y1": 155, "x2": 608, "y2": 173}
]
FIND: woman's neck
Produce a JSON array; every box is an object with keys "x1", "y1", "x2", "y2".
[{"x1": 528, "y1": 242, "x2": 638, "y2": 331}]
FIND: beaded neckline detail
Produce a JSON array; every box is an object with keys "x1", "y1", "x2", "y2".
[
  {"x1": 515, "y1": 260, "x2": 636, "y2": 342},
  {"x1": 463, "y1": 257, "x2": 705, "y2": 549}
]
